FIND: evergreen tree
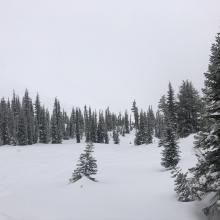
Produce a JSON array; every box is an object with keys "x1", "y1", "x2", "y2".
[
  {"x1": 166, "y1": 83, "x2": 177, "y2": 128},
  {"x1": 69, "y1": 108, "x2": 76, "y2": 139},
  {"x1": 34, "y1": 94, "x2": 41, "y2": 143},
  {"x1": 160, "y1": 82, "x2": 180, "y2": 168},
  {"x1": 161, "y1": 120, "x2": 180, "y2": 169},
  {"x1": 97, "y1": 112, "x2": 105, "y2": 143},
  {"x1": 75, "y1": 108, "x2": 81, "y2": 143},
  {"x1": 172, "y1": 168, "x2": 198, "y2": 202},
  {"x1": 22, "y1": 89, "x2": 34, "y2": 145},
  {"x1": 191, "y1": 32, "x2": 220, "y2": 195},
  {"x1": 39, "y1": 107, "x2": 50, "y2": 143},
  {"x1": 0, "y1": 98, "x2": 10, "y2": 145},
  {"x1": 131, "y1": 100, "x2": 139, "y2": 129},
  {"x1": 90, "y1": 112, "x2": 97, "y2": 143},
  {"x1": 11, "y1": 92, "x2": 21, "y2": 145},
  {"x1": 69, "y1": 142, "x2": 98, "y2": 183},
  {"x1": 177, "y1": 80, "x2": 203, "y2": 138},
  {"x1": 51, "y1": 98, "x2": 63, "y2": 144},
  {"x1": 17, "y1": 109, "x2": 28, "y2": 145},
  {"x1": 135, "y1": 111, "x2": 147, "y2": 145},
  {"x1": 124, "y1": 110, "x2": 130, "y2": 134}
]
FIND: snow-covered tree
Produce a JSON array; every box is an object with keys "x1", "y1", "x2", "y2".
[
  {"x1": 191, "y1": 32, "x2": 220, "y2": 195},
  {"x1": 69, "y1": 142, "x2": 98, "y2": 183}
]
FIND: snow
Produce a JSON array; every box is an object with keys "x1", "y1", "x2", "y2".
[
  {"x1": 0, "y1": 133, "x2": 206, "y2": 220},
  {"x1": 178, "y1": 134, "x2": 198, "y2": 173}
]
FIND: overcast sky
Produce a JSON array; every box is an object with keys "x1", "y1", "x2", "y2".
[{"x1": 0, "y1": 0, "x2": 220, "y2": 113}]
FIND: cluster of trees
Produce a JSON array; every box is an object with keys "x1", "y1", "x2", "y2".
[
  {"x1": 157, "y1": 80, "x2": 204, "y2": 169},
  {"x1": 0, "y1": 92, "x2": 133, "y2": 146},
  {"x1": 165, "y1": 31, "x2": 220, "y2": 217},
  {"x1": 132, "y1": 101, "x2": 155, "y2": 145}
]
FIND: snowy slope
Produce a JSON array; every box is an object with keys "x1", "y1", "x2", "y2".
[{"x1": 0, "y1": 134, "x2": 206, "y2": 220}]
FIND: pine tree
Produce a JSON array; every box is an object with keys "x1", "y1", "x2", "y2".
[
  {"x1": 191, "y1": 32, "x2": 220, "y2": 195},
  {"x1": 34, "y1": 94, "x2": 41, "y2": 143},
  {"x1": 97, "y1": 112, "x2": 105, "y2": 143},
  {"x1": 51, "y1": 98, "x2": 63, "y2": 144},
  {"x1": 161, "y1": 120, "x2": 180, "y2": 169},
  {"x1": 39, "y1": 107, "x2": 50, "y2": 143},
  {"x1": 75, "y1": 108, "x2": 81, "y2": 143},
  {"x1": 166, "y1": 83, "x2": 177, "y2": 128},
  {"x1": 69, "y1": 108, "x2": 76, "y2": 139},
  {"x1": 131, "y1": 100, "x2": 139, "y2": 129},
  {"x1": 90, "y1": 112, "x2": 97, "y2": 143},
  {"x1": 135, "y1": 111, "x2": 147, "y2": 145},
  {"x1": 22, "y1": 89, "x2": 34, "y2": 145},
  {"x1": 160, "y1": 82, "x2": 180, "y2": 168},
  {"x1": 69, "y1": 142, "x2": 98, "y2": 183},
  {"x1": 17, "y1": 109, "x2": 28, "y2": 145},
  {"x1": 11, "y1": 92, "x2": 21, "y2": 145},
  {"x1": 0, "y1": 98, "x2": 10, "y2": 145},
  {"x1": 124, "y1": 110, "x2": 130, "y2": 134}
]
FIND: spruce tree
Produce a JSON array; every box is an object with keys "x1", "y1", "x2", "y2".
[
  {"x1": 69, "y1": 142, "x2": 98, "y2": 183},
  {"x1": 160, "y1": 82, "x2": 180, "y2": 168},
  {"x1": 97, "y1": 112, "x2": 105, "y2": 143},
  {"x1": 17, "y1": 109, "x2": 28, "y2": 145},
  {"x1": 69, "y1": 108, "x2": 76, "y2": 139},
  {"x1": 131, "y1": 100, "x2": 139, "y2": 129},
  {"x1": 160, "y1": 121, "x2": 180, "y2": 169},
  {"x1": 22, "y1": 89, "x2": 34, "y2": 145},
  {"x1": 51, "y1": 98, "x2": 63, "y2": 144},
  {"x1": 0, "y1": 98, "x2": 10, "y2": 145},
  {"x1": 191, "y1": 32, "x2": 220, "y2": 195},
  {"x1": 75, "y1": 108, "x2": 81, "y2": 143},
  {"x1": 124, "y1": 110, "x2": 130, "y2": 134},
  {"x1": 135, "y1": 111, "x2": 146, "y2": 145}
]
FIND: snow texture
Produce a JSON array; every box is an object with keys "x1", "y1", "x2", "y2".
[{"x1": 0, "y1": 133, "x2": 206, "y2": 220}]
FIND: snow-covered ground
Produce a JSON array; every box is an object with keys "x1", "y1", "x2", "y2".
[{"x1": 0, "y1": 134, "x2": 206, "y2": 220}]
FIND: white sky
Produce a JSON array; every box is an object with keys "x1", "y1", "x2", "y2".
[{"x1": 0, "y1": 0, "x2": 220, "y2": 113}]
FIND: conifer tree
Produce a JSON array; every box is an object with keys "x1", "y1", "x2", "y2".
[
  {"x1": 51, "y1": 98, "x2": 63, "y2": 144},
  {"x1": 124, "y1": 110, "x2": 130, "y2": 134},
  {"x1": 90, "y1": 112, "x2": 97, "y2": 143},
  {"x1": 69, "y1": 142, "x2": 98, "y2": 183},
  {"x1": 160, "y1": 83, "x2": 180, "y2": 168},
  {"x1": 160, "y1": 120, "x2": 180, "y2": 169},
  {"x1": 131, "y1": 100, "x2": 139, "y2": 129},
  {"x1": 22, "y1": 89, "x2": 34, "y2": 145},
  {"x1": 97, "y1": 112, "x2": 105, "y2": 143},
  {"x1": 191, "y1": 32, "x2": 220, "y2": 195},
  {"x1": 0, "y1": 98, "x2": 10, "y2": 145},
  {"x1": 75, "y1": 108, "x2": 81, "y2": 143},
  {"x1": 17, "y1": 109, "x2": 28, "y2": 145},
  {"x1": 69, "y1": 108, "x2": 76, "y2": 139},
  {"x1": 135, "y1": 111, "x2": 146, "y2": 145}
]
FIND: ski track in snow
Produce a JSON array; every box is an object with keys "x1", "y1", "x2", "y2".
[{"x1": 0, "y1": 133, "x2": 206, "y2": 220}]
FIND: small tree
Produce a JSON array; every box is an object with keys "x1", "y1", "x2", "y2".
[
  {"x1": 161, "y1": 121, "x2": 180, "y2": 169},
  {"x1": 69, "y1": 142, "x2": 98, "y2": 183}
]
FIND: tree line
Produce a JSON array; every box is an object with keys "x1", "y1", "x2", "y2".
[
  {"x1": 0, "y1": 92, "x2": 135, "y2": 146},
  {"x1": 157, "y1": 31, "x2": 220, "y2": 219}
]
